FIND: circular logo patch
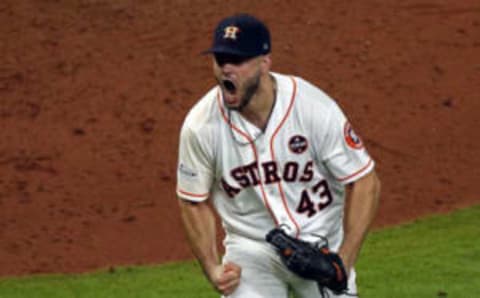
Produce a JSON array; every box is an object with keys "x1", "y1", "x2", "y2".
[
  {"x1": 289, "y1": 135, "x2": 308, "y2": 154},
  {"x1": 344, "y1": 122, "x2": 364, "y2": 149}
]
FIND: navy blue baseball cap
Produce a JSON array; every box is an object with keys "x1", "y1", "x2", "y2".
[{"x1": 204, "y1": 14, "x2": 271, "y2": 57}]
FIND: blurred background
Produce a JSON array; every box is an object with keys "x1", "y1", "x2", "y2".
[{"x1": 0, "y1": 0, "x2": 478, "y2": 276}]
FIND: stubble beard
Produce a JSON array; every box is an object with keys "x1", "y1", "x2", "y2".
[{"x1": 226, "y1": 71, "x2": 261, "y2": 112}]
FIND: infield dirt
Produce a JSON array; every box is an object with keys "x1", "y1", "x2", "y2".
[{"x1": 0, "y1": 0, "x2": 479, "y2": 276}]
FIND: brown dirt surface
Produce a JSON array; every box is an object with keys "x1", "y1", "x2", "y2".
[{"x1": 0, "y1": 0, "x2": 479, "y2": 276}]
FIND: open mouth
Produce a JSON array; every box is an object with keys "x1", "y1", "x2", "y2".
[{"x1": 223, "y1": 80, "x2": 236, "y2": 93}]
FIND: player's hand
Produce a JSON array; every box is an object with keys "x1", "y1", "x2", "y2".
[{"x1": 208, "y1": 262, "x2": 242, "y2": 295}]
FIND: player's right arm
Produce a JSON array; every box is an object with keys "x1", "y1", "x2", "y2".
[
  {"x1": 178, "y1": 199, "x2": 241, "y2": 295},
  {"x1": 176, "y1": 121, "x2": 241, "y2": 295}
]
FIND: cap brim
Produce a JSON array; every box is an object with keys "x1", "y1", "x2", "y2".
[{"x1": 201, "y1": 45, "x2": 255, "y2": 57}]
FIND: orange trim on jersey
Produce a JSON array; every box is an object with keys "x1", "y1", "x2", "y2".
[
  {"x1": 177, "y1": 189, "x2": 209, "y2": 198},
  {"x1": 216, "y1": 89, "x2": 254, "y2": 142},
  {"x1": 337, "y1": 159, "x2": 373, "y2": 182},
  {"x1": 269, "y1": 76, "x2": 301, "y2": 238},
  {"x1": 216, "y1": 89, "x2": 279, "y2": 226}
]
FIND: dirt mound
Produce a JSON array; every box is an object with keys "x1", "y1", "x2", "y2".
[{"x1": 0, "y1": 0, "x2": 478, "y2": 276}]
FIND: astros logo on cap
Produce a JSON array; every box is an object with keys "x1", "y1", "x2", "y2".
[{"x1": 223, "y1": 26, "x2": 240, "y2": 40}]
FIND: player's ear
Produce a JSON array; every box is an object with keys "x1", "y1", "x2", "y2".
[{"x1": 260, "y1": 54, "x2": 272, "y2": 74}]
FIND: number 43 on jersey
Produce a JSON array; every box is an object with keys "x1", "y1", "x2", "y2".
[{"x1": 296, "y1": 179, "x2": 333, "y2": 217}]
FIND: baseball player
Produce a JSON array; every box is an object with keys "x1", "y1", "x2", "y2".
[{"x1": 177, "y1": 14, "x2": 381, "y2": 298}]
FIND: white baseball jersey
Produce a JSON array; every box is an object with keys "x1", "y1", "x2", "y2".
[{"x1": 177, "y1": 72, "x2": 374, "y2": 250}]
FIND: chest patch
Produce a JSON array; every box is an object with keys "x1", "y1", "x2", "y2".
[{"x1": 288, "y1": 135, "x2": 308, "y2": 154}]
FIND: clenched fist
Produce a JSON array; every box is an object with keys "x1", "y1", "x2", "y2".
[{"x1": 208, "y1": 262, "x2": 242, "y2": 296}]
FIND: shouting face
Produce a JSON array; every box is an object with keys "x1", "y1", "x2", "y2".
[{"x1": 213, "y1": 53, "x2": 266, "y2": 111}]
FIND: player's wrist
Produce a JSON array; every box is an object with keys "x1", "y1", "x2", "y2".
[
  {"x1": 202, "y1": 262, "x2": 222, "y2": 281},
  {"x1": 337, "y1": 250, "x2": 353, "y2": 276}
]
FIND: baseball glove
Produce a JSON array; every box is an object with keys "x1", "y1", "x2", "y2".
[{"x1": 266, "y1": 228, "x2": 348, "y2": 294}]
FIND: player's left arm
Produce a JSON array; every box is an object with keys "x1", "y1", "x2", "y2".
[
  {"x1": 338, "y1": 169, "x2": 381, "y2": 273},
  {"x1": 310, "y1": 92, "x2": 381, "y2": 273}
]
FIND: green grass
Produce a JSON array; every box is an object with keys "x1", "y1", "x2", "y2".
[
  {"x1": 0, "y1": 262, "x2": 213, "y2": 298},
  {"x1": 356, "y1": 204, "x2": 480, "y2": 297},
  {"x1": 1, "y1": 205, "x2": 479, "y2": 298}
]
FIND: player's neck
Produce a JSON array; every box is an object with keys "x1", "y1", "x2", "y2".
[{"x1": 239, "y1": 74, "x2": 276, "y2": 131}]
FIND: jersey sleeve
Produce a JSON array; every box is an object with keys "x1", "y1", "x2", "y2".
[
  {"x1": 176, "y1": 123, "x2": 214, "y2": 201},
  {"x1": 319, "y1": 102, "x2": 374, "y2": 184}
]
